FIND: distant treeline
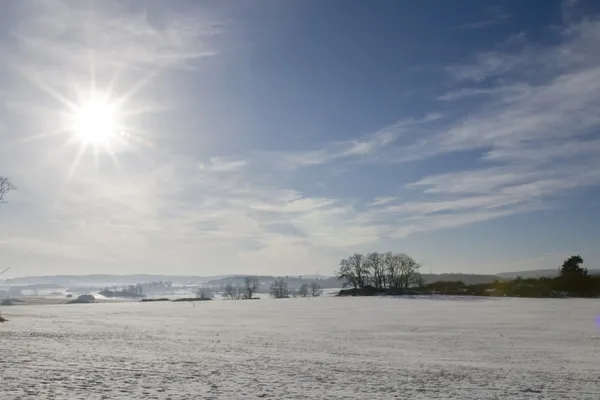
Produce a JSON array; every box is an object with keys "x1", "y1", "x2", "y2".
[
  {"x1": 336, "y1": 254, "x2": 599, "y2": 298},
  {"x1": 99, "y1": 281, "x2": 175, "y2": 298},
  {"x1": 452, "y1": 255, "x2": 599, "y2": 298},
  {"x1": 99, "y1": 285, "x2": 145, "y2": 298},
  {"x1": 206, "y1": 275, "x2": 338, "y2": 291}
]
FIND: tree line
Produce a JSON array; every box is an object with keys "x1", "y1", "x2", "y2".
[
  {"x1": 423, "y1": 256, "x2": 600, "y2": 298},
  {"x1": 335, "y1": 254, "x2": 599, "y2": 298},
  {"x1": 336, "y1": 252, "x2": 423, "y2": 294},
  {"x1": 223, "y1": 277, "x2": 322, "y2": 299},
  {"x1": 100, "y1": 284, "x2": 145, "y2": 298}
]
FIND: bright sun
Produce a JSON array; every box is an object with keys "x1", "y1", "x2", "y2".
[
  {"x1": 25, "y1": 65, "x2": 159, "y2": 174},
  {"x1": 71, "y1": 96, "x2": 120, "y2": 147}
]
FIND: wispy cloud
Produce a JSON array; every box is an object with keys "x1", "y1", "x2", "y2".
[
  {"x1": 280, "y1": 113, "x2": 443, "y2": 168},
  {"x1": 2, "y1": 1, "x2": 600, "y2": 276},
  {"x1": 200, "y1": 157, "x2": 248, "y2": 172},
  {"x1": 271, "y1": 11, "x2": 600, "y2": 241},
  {"x1": 384, "y1": 14, "x2": 600, "y2": 235},
  {"x1": 7, "y1": 0, "x2": 217, "y2": 73}
]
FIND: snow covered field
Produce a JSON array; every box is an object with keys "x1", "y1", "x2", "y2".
[{"x1": 1, "y1": 296, "x2": 599, "y2": 399}]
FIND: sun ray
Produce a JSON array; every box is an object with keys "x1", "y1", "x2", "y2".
[
  {"x1": 114, "y1": 71, "x2": 159, "y2": 108},
  {"x1": 16, "y1": 69, "x2": 80, "y2": 112},
  {"x1": 93, "y1": 145, "x2": 100, "y2": 172},
  {"x1": 15, "y1": 51, "x2": 161, "y2": 176},
  {"x1": 107, "y1": 147, "x2": 123, "y2": 171},
  {"x1": 106, "y1": 68, "x2": 124, "y2": 100},
  {"x1": 12, "y1": 127, "x2": 72, "y2": 144},
  {"x1": 68, "y1": 142, "x2": 89, "y2": 179},
  {"x1": 88, "y1": 50, "x2": 96, "y2": 100}
]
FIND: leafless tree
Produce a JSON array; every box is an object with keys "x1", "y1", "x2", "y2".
[
  {"x1": 336, "y1": 258, "x2": 358, "y2": 289},
  {"x1": 224, "y1": 283, "x2": 238, "y2": 299},
  {"x1": 196, "y1": 286, "x2": 214, "y2": 299},
  {"x1": 396, "y1": 253, "x2": 423, "y2": 290},
  {"x1": 365, "y1": 252, "x2": 385, "y2": 290},
  {"x1": 0, "y1": 177, "x2": 15, "y2": 202},
  {"x1": 269, "y1": 278, "x2": 289, "y2": 299},
  {"x1": 382, "y1": 251, "x2": 399, "y2": 289},
  {"x1": 309, "y1": 281, "x2": 322, "y2": 297},
  {"x1": 345, "y1": 253, "x2": 370, "y2": 289},
  {"x1": 242, "y1": 277, "x2": 260, "y2": 299},
  {"x1": 336, "y1": 251, "x2": 423, "y2": 292},
  {"x1": 298, "y1": 283, "x2": 309, "y2": 297}
]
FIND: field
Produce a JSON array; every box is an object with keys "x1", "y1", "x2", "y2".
[{"x1": 1, "y1": 296, "x2": 599, "y2": 399}]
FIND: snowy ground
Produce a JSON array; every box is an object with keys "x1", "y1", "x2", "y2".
[{"x1": 1, "y1": 296, "x2": 599, "y2": 399}]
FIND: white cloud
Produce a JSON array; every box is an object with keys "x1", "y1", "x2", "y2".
[
  {"x1": 201, "y1": 157, "x2": 248, "y2": 172},
  {"x1": 2, "y1": 1, "x2": 600, "y2": 276},
  {"x1": 370, "y1": 196, "x2": 397, "y2": 206},
  {"x1": 280, "y1": 113, "x2": 443, "y2": 167},
  {"x1": 382, "y1": 15, "x2": 600, "y2": 236},
  {"x1": 271, "y1": 13, "x2": 600, "y2": 241},
  {"x1": 7, "y1": 0, "x2": 217, "y2": 73}
]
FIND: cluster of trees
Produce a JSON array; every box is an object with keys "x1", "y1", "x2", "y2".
[
  {"x1": 100, "y1": 284, "x2": 145, "y2": 298},
  {"x1": 269, "y1": 279, "x2": 289, "y2": 298},
  {"x1": 269, "y1": 278, "x2": 322, "y2": 298},
  {"x1": 298, "y1": 281, "x2": 322, "y2": 297},
  {"x1": 336, "y1": 252, "x2": 423, "y2": 293},
  {"x1": 100, "y1": 281, "x2": 177, "y2": 298},
  {"x1": 423, "y1": 256, "x2": 600, "y2": 298},
  {"x1": 195, "y1": 286, "x2": 214, "y2": 300},
  {"x1": 222, "y1": 277, "x2": 323, "y2": 299},
  {"x1": 224, "y1": 277, "x2": 260, "y2": 300},
  {"x1": 139, "y1": 281, "x2": 173, "y2": 291}
]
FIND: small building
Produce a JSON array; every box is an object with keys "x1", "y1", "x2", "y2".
[{"x1": 71, "y1": 294, "x2": 96, "y2": 304}]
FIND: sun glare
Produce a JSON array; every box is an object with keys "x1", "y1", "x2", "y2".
[
  {"x1": 23, "y1": 65, "x2": 157, "y2": 175},
  {"x1": 71, "y1": 96, "x2": 120, "y2": 147}
]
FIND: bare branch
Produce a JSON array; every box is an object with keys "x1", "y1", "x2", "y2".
[{"x1": 0, "y1": 176, "x2": 16, "y2": 202}]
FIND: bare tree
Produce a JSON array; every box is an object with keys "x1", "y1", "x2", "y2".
[
  {"x1": 298, "y1": 283, "x2": 309, "y2": 297},
  {"x1": 269, "y1": 279, "x2": 289, "y2": 299},
  {"x1": 382, "y1": 251, "x2": 399, "y2": 289},
  {"x1": 224, "y1": 283, "x2": 237, "y2": 300},
  {"x1": 336, "y1": 258, "x2": 358, "y2": 289},
  {"x1": 365, "y1": 252, "x2": 385, "y2": 290},
  {"x1": 348, "y1": 253, "x2": 370, "y2": 289},
  {"x1": 242, "y1": 276, "x2": 260, "y2": 299},
  {"x1": 397, "y1": 253, "x2": 423, "y2": 290},
  {"x1": 0, "y1": 177, "x2": 15, "y2": 202},
  {"x1": 309, "y1": 281, "x2": 322, "y2": 297},
  {"x1": 337, "y1": 251, "x2": 423, "y2": 293},
  {"x1": 196, "y1": 286, "x2": 213, "y2": 299}
]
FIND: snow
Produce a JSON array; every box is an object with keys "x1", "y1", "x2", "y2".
[{"x1": 1, "y1": 296, "x2": 599, "y2": 399}]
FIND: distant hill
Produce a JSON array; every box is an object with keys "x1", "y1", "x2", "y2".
[
  {"x1": 4, "y1": 269, "x2": 598, "y2": 289},
  {"x1": 4, "y1": 274, "x2": 233, "y2": 286},
  {"x1": 422, "y1": 273, "x2": 499, "y2": 285},
  {"x1": 497, "y1": 269, "x2": 600, "y2": 279}
]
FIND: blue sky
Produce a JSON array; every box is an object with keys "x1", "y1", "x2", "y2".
[{"x1": 1, "y1": 0, "x2": 599, "y2": 277}]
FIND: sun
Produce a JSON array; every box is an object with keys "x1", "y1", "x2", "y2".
[
  {"x1": 21, "y1": 66, "x2": 158, "y2": 175},
  {"x1": 71, "y1": 95, "x2": 121, "y2": 147}
]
